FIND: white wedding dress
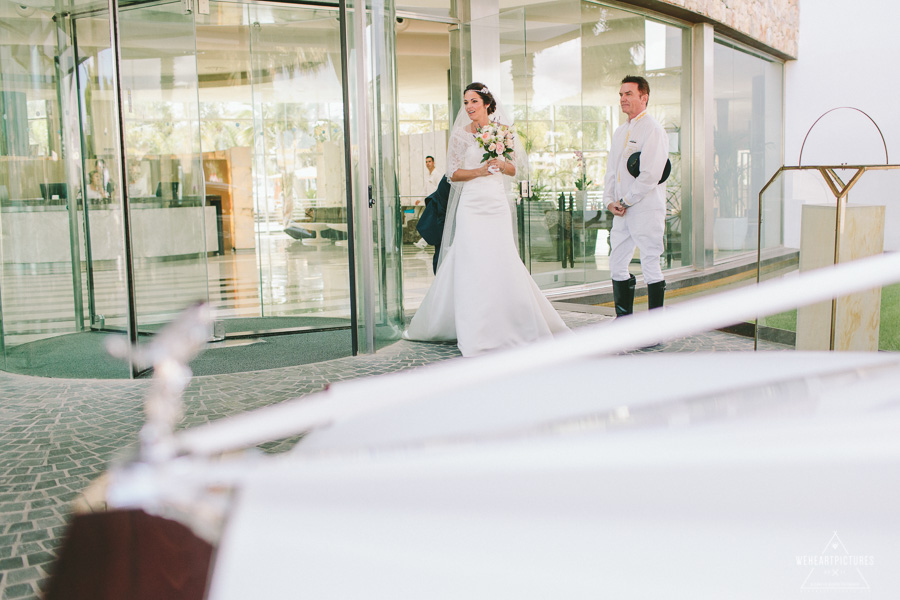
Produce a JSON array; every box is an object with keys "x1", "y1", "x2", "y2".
[{"x1": 404, "y1": 132, "x2": 569, "y2": 357}]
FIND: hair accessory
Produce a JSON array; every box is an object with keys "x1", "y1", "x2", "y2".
[{"x1": 480, "y1": 87, "x2": 490, "y2": 94}]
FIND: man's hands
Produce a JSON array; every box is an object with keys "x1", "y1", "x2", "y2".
[{"x1": 607, "y1": 200, "x2": 627, "y2": 216}]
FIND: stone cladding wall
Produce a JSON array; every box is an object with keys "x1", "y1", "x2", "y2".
[{"x1": 652, "y1": 0, "x2": 799, "y2": 58}]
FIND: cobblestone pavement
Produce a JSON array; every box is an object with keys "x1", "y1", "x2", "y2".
[{"x1": 0, "y1": 311, "x2": 785, "y2": 599}]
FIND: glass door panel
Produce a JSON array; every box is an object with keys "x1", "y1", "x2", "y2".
[
  {"x1": 118, "y1": 1, "x2": 209, "y2": 333},
  {"x1": 514, "y1": 2, "x2": 589, "y2": 290},
  {"x1": 194, "y1": 1, "x2": 258, "y2": 327},
  {"x1": 497, "y1": 1, "x2": 689, "y2": 291},
  {"x1": 244, "y1": 4, "x2": 351, "y2": 327},
  {"x1": 0, "y1": 6, "x2": 134, "y2": 377},
  {"x1": 344, "y1": 0, "x2": 403, "y2": 352},
  {"x1": 494, "y1": 8, "x2": 531, "y2": 268},
  {"x1": 72, "y1": 12, "x2": 128, "y2": 343},
  {"x1": 713, "y1": 40, "x2": 783, "y2": 263},
  {"x1": 369, "y1": 0, "x2": 404, "y2": 349},
  {"x1": 0, "y1": 9, "x2": 67, "y2": 370},
  {"x1": 494, "y1": 2, "x2": 592, "y2": 290},
  {"x1": 579, "y1": 4, "x2": 689, "y2": 279},
  {"x1": 395, "y1": 19, "x2": 451, "y2": 313},
  {"x1": 194, "y1": 3, "x2": 352, "y2": 338}
]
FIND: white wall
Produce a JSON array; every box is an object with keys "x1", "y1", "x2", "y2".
[
  {"x1": 784, "y1": 0, "x2": 900, "y2": 250},
  {"x1": 398, "y1": 130, "x2": 448, "y2": 202}
]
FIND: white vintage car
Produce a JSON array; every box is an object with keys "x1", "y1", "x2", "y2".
[{"x1": 47, "y1": 253, "x2": 900, "y2": 600}]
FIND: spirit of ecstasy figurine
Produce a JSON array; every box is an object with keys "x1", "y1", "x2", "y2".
[{"x1": 106, "y1": 302, "x2": 213, "y2": 462}]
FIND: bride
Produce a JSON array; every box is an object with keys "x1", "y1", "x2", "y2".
[{"x1": 404, "y1": 83, "x2": 569, "y2": 357}]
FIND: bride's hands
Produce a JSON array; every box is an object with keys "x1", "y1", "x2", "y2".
[
  {"x1": 485, "y1": 158, "x2": 506, "y2": 175},
  {"x1": 464, "y1": 160, "x2": 509, "y2": 180}
]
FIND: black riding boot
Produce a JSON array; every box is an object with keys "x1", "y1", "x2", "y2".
[
  {"x1": 612, "y1": 274, "x2": 636, "y2": 317},
  {"x1": 648, "y1": 280, "x2": 666, "y2": 310}
]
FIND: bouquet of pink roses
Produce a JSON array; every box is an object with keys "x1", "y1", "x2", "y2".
[{"x1": 475, "y1": 123, "x2": 516, "y2": 173}]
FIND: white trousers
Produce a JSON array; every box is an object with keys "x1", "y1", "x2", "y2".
[{"x1": 609, "y1": 208, "x2": 665, "y2": 284}]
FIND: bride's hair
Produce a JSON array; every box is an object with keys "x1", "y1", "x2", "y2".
[{"x1": 464, "y1": 82, "x2": 497, "y2": 115}]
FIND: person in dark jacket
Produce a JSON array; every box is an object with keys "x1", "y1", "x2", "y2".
[{"x1": 417, "y1": 175, "x2": 450, "y2": 273}]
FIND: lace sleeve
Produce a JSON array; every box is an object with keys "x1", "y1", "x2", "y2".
[
  {"x1": 445, "y1": 128, "x2": 471, "y2": 182},
  {"x1": 505, "y1": 127, "x2": 528, "y2": 183}
]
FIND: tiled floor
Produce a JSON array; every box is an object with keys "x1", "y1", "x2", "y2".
[{"x1": 0, "y1": 307, "x2": 789, "y2": 599}]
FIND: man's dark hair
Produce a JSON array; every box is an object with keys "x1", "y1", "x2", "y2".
[
  {"x1": 426, "y1": 155, "x2": 434, "y2": 161},
  {"x1": 621, "y1": 75, "x2": 650, "y2": 99}
]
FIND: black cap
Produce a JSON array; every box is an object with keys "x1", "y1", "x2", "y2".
[{"x1": 626, "y1": 151, "x2": 671, "y2": 184}]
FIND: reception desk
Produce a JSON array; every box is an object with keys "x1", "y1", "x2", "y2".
[{"x1": 1, "y1": 199, "x2": 221, "y2": 264}]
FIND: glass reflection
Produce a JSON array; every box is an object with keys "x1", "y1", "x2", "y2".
[
  {"x1": 396, "y1": 17, "x2": 451, "y2": 310},
  {"x1": 0, "y1": 0, "x2": 356, "y2": 378},
  {"x1": 196, "y1": 3, "x2": 351, "y2": 324},
  {"x1": 116, "y1": 2, "x2": 209, "y2": 335},
  {"x1": 713, "y1": 40, "x2": 783, "y2": 262},
  {"x1": 495, "y1": 1, "x2": 688, "y2": 290},
  {"x1": 0, "y1": 6, "x2": 131, "y2": 376}
]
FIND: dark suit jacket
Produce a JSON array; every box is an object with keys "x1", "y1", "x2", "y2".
[{"x1": 416, "y1": 175, "x2": 450, "y2": 273}]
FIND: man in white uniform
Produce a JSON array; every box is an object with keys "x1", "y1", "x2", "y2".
[
  {"x1": 415, "y1": 155, "x2": 444, "y2": 248},
  {"x1": 604, "y1": 75, "x2": 669, "y2": 316},
  {"x1": 425, "y1": 155, "x2": 442, "y2": 192}
]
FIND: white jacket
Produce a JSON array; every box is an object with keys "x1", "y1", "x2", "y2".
[{"x1": 603, "y1": 110, "x2": 668, "y2": 214}]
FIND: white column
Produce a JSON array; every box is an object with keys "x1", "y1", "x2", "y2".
[
  {"x1": 692, "y1": 23, "x2": 715, "y2": 269},
  {"x1": 469, "y1": 0, "x2": 501, "y2": 89},
  {"x1": 452, "y1": 0, "x2": 501, "y2": 93}
]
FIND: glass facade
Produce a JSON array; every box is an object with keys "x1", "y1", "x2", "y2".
[
  {"x1": 492, "y1": 1, "x2": 690, "y2": 290},
  {"x1": 195, "y1": 2, "x2": 351, "y2": 324},
  {"x1": 0, "y1": 0, "x2": 787, "y2": 378},
  {"x1": 0, "y1": 0, "x2": 400, "y2": 377},
  {"x1": 120, "y1": 3, "x2": 209, "y2": 336},
  {"x1": 713, "y1": 39, "x2": 784, "y2": 261}
]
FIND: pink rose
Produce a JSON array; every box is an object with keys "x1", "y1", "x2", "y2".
[
  {"x1": 495, "y1": 142, "x2": 505, "y2": 154},
  {"x1": 489, "y1": 143, "x2": 496, "y2": 152}
]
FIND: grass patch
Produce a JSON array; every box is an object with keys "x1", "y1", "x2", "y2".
[
  {"x1": 880, "y1": 283, "x2": 900, "y2": 351},
  {"x1": 762, "y1": 309, "x2": 796, "y2": 333},
  {"x1": 757, "y1": 283, "x2": 900, "y2": 351}
]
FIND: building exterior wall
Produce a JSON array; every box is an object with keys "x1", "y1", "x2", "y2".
[
  {"x1": 784, "y1": 0, "x2": 900, "y2": 251},
  {"x1": 640, "y1": 0, "x2": 799, "y2": 58}
]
